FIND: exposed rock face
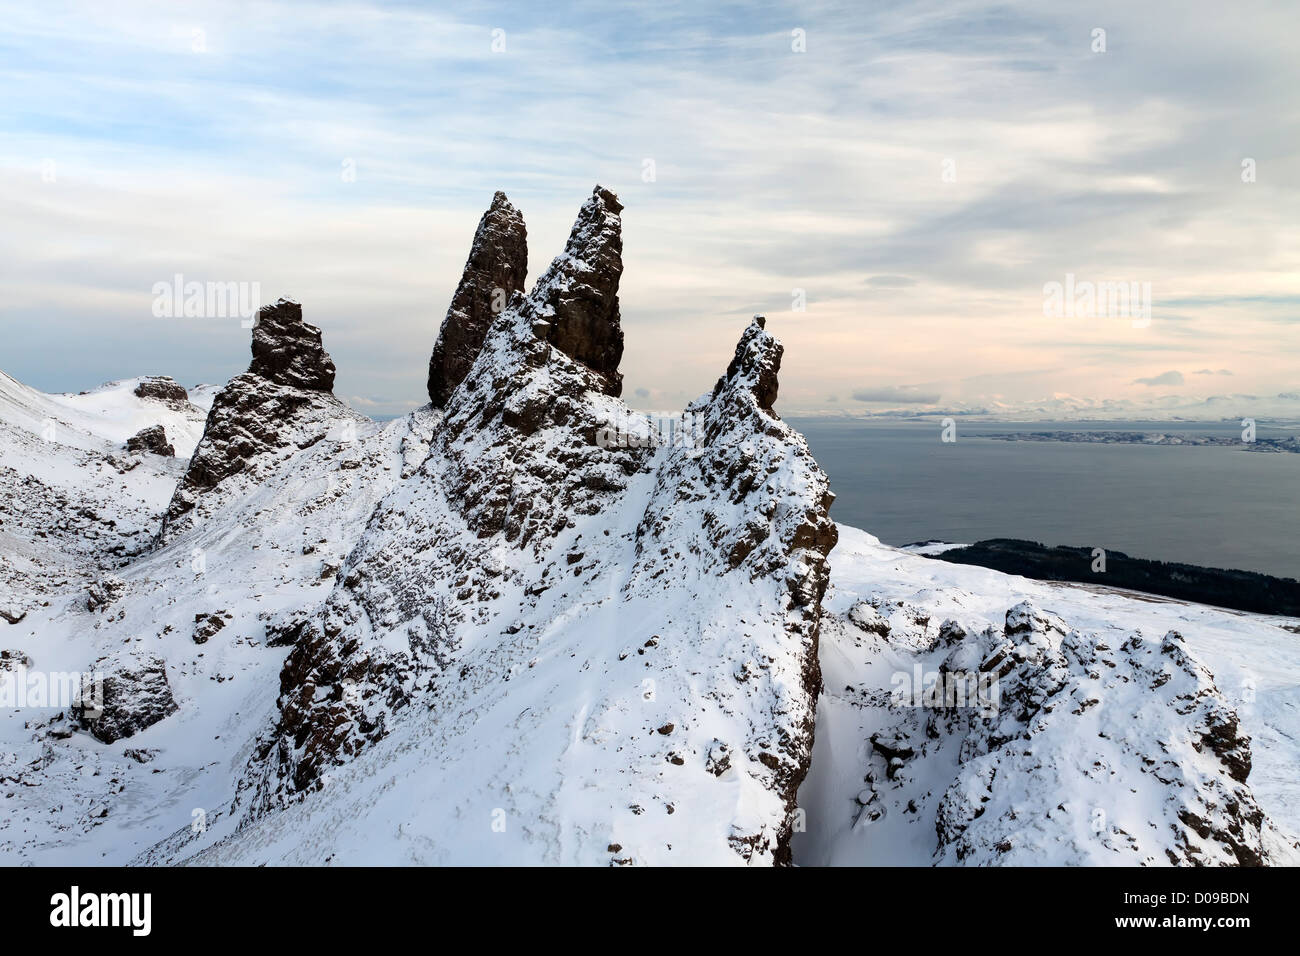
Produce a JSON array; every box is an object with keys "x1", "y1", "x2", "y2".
[
  {"x1": 719, "y1": 315, "x2": 780, "y2": 411},
  {"x1": 522, "y1": 185, "x2": 626, "y2": 397},
  {"x1": 85, "y1": 575, "x2": 125, "y2": 612},
  {"x1": 236, "y1": 191, "x2": 653, "y2": 816},
  {"x1": 231, "y1": 188, "x2": 838, "y2": 865},
  {"x1": 249, "y1": 300, "x2": 337, "y2": 391},
  {"x1": 192, "y1": 612, "x2": 227, "y2": 645},
  {"x1": 133, "y1": 376, "x2": 189, "y2": 403},
  {"x1": 833, "y1": 597, "x2": 1271, "y2": 865},
  {"x1": 629, "y1": 315, "x2": 837, "y2": 862},
  {"x1": 0, "y1": 648, "x2": 32, "y2": 668},
  {"x1": 934, "y1": 606, "x2": 1266, "y2": 865},
  {"x1": 427, "y1": 191, "x2": 528, "y2": 407},
  {"x1": 126, "y1": 424, "x2": 174, "y2": 457},
  {"x1": 160, "y1": 298, "x2": 359, "y2": 541},
  {"x1": 75, "y1": 651, "x2": 178, "y2": 744}
]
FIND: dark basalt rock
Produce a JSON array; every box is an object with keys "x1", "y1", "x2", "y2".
[
  {"x1": 126, "y1": 424, "x2": 174, "y2": 457},
  {"x1": 249, "y1": 299, "x2": 336, "y2": 391},
  {"x1": 427, "y1": 192, "x2": 528, "y2": 407},
  {"x1": 525, "y1": 185, "x2": 626, "y2": 397},
  {"x1": 925, "y1": 602, "x2": 1269, "y2": 865},
  {"x1": 716, "y1": 315, "x2": 781, "y2": 412},
  {"x1": 75, "y1": 651, "x2": 178, "y2": 744},
  {"x1": 631, "y1": 315, "x2": 837, "y2": 863},
  {"x1": 160, "y1": 298, "x2": 346, "y2": 539},
  {"x1": 133, "y1": 376, "x2": 189, "y2": 403},
  {"x1": 233, "y1": 194, "x2": 836, "y2": 866},
  {"x1": 193, "y1": 612, "x2": 227, "y2": 645},
  {"x1": 85, "y1": 575, "x2": 125, "y2": 611},
  {"x1": 0, "y1": 648, "x2": 33, "y2": 668}
]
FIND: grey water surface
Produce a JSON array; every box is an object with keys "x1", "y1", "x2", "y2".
[{"x1": 789, "y1": 418, "x2": 1300, "y2": 580}]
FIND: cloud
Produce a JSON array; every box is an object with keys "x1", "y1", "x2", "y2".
[
  {"x1": 1192, "y1": 368, "x2": 1234, "y2": 375},
  {"x1": 1, "y1": 0, "x2": 1297, "y2": 415},
  {"x1": 851, "y1": 386, "x2": 941, "y2": 404},
  {"x1": 1133, "y1": 371, "x2": 1185, "y2": 386}
]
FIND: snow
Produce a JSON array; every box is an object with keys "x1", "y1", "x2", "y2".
[
  {"x1": 0, "y1": 371, "x2": 209, "y2": 457},
  {"x1": 1, "y1": 357, "x2": 1297, "y2": 866},
  {"x1": 794, "y1": 525, "x2": 1300, "y2": 865}
]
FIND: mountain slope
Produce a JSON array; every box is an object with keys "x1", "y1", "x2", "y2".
[
  {"x1": 0, "y1": 372, "x2": 210, "y2": 622},
  {"x1": 212, "y1": 187, "x2": 836, "y2": 865},
  {"x1": 795, "y1": 526, "x2": 1300, "y2": 866}
]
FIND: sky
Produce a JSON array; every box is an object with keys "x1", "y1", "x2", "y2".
[{"x1": 2, "y1": 0, "x2": 1297, "y2": 417}]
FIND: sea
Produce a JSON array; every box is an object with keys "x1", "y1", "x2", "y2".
[{"x1": 787, "y1": 418, "x2": 1300, "y2": 581}]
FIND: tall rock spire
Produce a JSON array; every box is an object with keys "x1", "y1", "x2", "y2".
[
  {"x1": 525, "y1": 185, "x2": 625, "y2": 397},
  {"x1": 427, "y1": 191, "x2": 528, "y2": 407},
  {"x1": 714, "y1": 314, "x2": 781, "y2": 413}
]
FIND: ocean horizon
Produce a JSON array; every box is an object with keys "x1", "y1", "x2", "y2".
[{"x1": 790, "y1": 417, "x2": 1300, "y2": 581}]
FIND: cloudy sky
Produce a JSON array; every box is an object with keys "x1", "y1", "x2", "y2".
[{"x1": 2, "y1": 0, "x2": 1297, "y2": 416}]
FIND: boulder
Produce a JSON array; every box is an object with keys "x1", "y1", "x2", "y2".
[
  {"x1": 133, "y1": 376, "x2": 189, "y2": 402},
  {"x1": 76, "y1": 651, "x2": 178, "y2": 743},
  {"x1": 126, "y1": 424, "x2": 175, "y2": 457}
]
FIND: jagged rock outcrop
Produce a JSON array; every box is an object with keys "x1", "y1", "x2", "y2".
[
  {"x1": 133, "y1": 376, "x2": 189, "y2": 403},
  {"x1": 75, "y1": 650, "x2": 178, "y2": 744},
  {"x1": 427, "y1": 191, "x2": 528, "y2": 407},
  {"x1": 133, "y1": 374, "x2": 189, "y2": 403},
  {"x1": 126, "y1": 424, "x2": 174, "y2": 457},
  {"x1": 719, "y1": 315, "x2": 781, "y2": 410},
  {"x1": 249, "y1": 299, "x2": 337, "y2": 392},
  {"x1": 932, "y1": 604, "x2": 1266, "y2": 864},
  {"x1": 523, "y1": 185, "x2": 626, "y2": 397},
  {"x1": 835, "y1": 597, "x2": 1271, "y2": 865},
  {"x1": 231, "y1": 188, "x2": 838, "y2": 865},
  {"x1": 160, "y1": 298, "x2": 360, "y2": 541},
  {"x1": 628, "y1": 314, "x2": 836, "y2": 862},
  {"x1": 192, "y1": 612, "x2": 227, "y2": 644},
  {"x1": 0, "y1": 648, "x2": 32, "y2": 668},
  {"x1": 236, "y1": 187, "x2": 652, "y2": 818},
  {"x1": 85, "y1": 575, "x2": 125, "y2": 611}
]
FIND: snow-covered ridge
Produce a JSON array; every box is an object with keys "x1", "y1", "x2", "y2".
[
  {"x1": 0, "y1": 371, "x2": 209, "y2": 622},
  {"x1": 797, "y1": 526, "x2": 1300, "y2": 866},
  {"x1": 218, "y1": 187, "x2": 836, "y2": 865},
  {"x1": 0, "y1": 370, "x2": 209, "y2": 457}
]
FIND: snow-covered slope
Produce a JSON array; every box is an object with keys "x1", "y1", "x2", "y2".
[
  {"x1": 795, "y1": 526, "x2": 1300, "y2": 866},
  {"x1": 0, "y1": 338, "x2": 432, "y2": 866},
  {"x1": 0, "y1": 371, "x2": 210, "y2": 456},
  {"x1": 0, "y1": 371, "x2": 209, "y2": 622},
  {"x1": 1, "y1": 186, "x2": 1297, "y2": 867},
  {"x1": 182, "y1": 187, "x2": 836, "y2": 866}
]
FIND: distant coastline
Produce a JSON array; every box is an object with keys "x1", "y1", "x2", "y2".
[
  {"x1": 927, "y1": 538, "x2": 1300, "y2": 617},
  {"x1": 983, "y1": 430, "x2": 1300, "y2": 453}
]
